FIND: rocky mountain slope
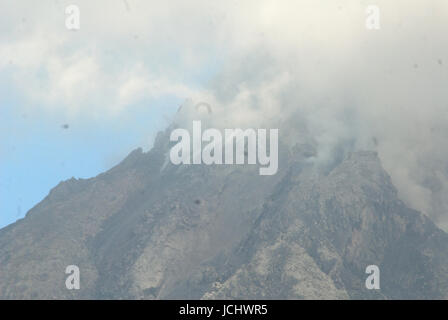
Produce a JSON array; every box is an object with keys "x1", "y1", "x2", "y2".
[{"x1": 0, "y1": 128, "x2": 447, "y2": 299}]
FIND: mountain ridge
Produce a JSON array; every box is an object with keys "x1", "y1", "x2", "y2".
[{"x1": 0, "y1": 128, "x2": 447, "y2": 299}]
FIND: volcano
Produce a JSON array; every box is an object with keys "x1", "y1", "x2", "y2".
[{"x1": 0, "y1": 126, "x2": 447, "y2": 299}]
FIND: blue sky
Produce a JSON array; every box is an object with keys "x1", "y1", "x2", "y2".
[
  {"x1": 0, "y1": 53, "x2": 219, "y2": 228},
  {"x1": 0, "y1": 1, "x2": 225, "y2": 229},
  {"x1": 0, "y1": 84, "x2": 183, "y2": 228}
]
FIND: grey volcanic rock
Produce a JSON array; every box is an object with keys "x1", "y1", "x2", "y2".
[{"x1": 0, "y1": 128, "x2": 447, "y2": 299}]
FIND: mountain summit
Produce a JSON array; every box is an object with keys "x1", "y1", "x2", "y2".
[{"x1": 0, "y1": 128, "x2": 447, "y2": 299}]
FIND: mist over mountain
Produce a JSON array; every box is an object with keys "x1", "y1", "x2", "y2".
[
  {"x1": 1, "y1": 0, "x2": 447, "y2": 300},
  {"x1": 0, "y1": 124, "x2": 447, "y2": 299},
  {"x1": 2, "y1": 1, "x2": 448, "y2": 230}
]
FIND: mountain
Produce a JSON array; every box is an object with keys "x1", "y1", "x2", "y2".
[{"x1": 0, "y1": 127, "x2": 447, "y2": 299}]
